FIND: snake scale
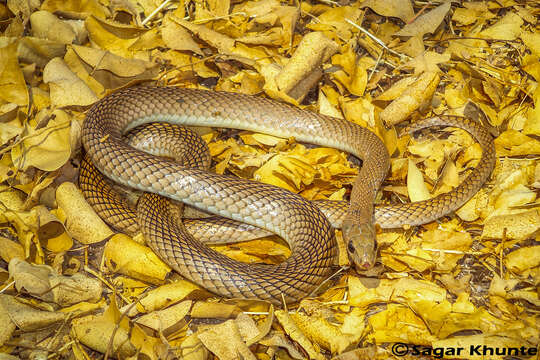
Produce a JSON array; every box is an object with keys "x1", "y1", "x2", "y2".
[{"x1": 80, "y1": 86, "x2": 495, "y2": 304}]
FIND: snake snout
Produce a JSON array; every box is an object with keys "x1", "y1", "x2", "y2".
[{"x1": 342, "y1": 221, "x2": 377, "y2": 269}]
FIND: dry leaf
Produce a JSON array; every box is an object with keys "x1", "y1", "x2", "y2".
[
  {"x1": 43, "y1": 57, "x2": 98, "y2": 107},
  {"x1": 135, "y1": 300, "x2": 192, "y2": 336},
  {"x1": 197, "y1": 320, "x2": 257, "y2": 360},
  {"x1": 133, "y1": 281, "x2": 209, "y2": 315},
  {"x1": 479, "y1": 12, "x2": 523, "y2": 40},
  {"x1": 407, "y1": 159, "x2": 430, "y2": 202},
  {"x1": 161, "y1": 14, "x2": 203, "y2": 55},
  {"x1": 0, "y1": 294, "x2": 66, "y2": 331},
  {"x1": 9, "y1": 258, "x2": 102, "y2": 306},
  {"x1": 11, "y1": 109, "x2": 71, "y2": 171},
  {"x1": 482, "y1": 210, "x2": 540, "y2": 240},
  {"x1": 104, "y1": 234, "x2": 171, "y2": 285},
  {"x1": 41, "y1": 0, "x2": 109, "y2": 18},
  {"x1": 30, "y1": 11, "x2": 77, "y2": 44},
  {"x1": 273, "y1": 32, "x2": 338, "y2": 102},
  {"x1": 72, "y1": 297, "x2": 136, "y2": 358},
  {"x1": 359, "y1": 0, "x2": 414, "y2": 22},
  {"x1": 56, "y1": 182, "x2": 114, "y2": 244},
  {"x1": 275, "y1": 310, "x2": 325, "y2": 360},
  {"x1": 379, "y1": 72, "x2": 440, "y2": 125},
  {"x1": 395, "y1": 2, "x2": 451, "y2": 37},
  {"x1": 505, "y1": 246, "x2": 540, "y2": 274},
  {"x1": 0, "y1": 40, "x2": 29, "y2": 105}
]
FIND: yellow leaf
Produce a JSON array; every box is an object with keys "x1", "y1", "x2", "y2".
[
  {"x1": 452, "y1": 2, "x2": 491, "y2": 25},
  {"x1": 134, "y1": 281, "x2": 209, "y2": 315},
  {"x1": 479, "y1": 12, "x2": 523, "y2": 40},
  {"x1": 11, "y1": 110, "x2": 71, "y2": 172},
  {"x1": 521, "y1": 31, "x2": 540, "y2": 58},
  {"x1": 72, "y1": 315, "x2": 136, "y2": 357},
  {"x1": 9, "y1": 258, "x2": 102, "y2": 306},
  {"x1": 492, "y1": 184, "x2": 536, "y2": 217},
  {"x1": 56, "y1": 182, "x2": 113, "y2": 244},
  {"x1": 135, "y1": 300, "x2": 191, "y2": 336},
  {"x1": 44, "y1": 231, "x2": 72, "y2": 253},
  {"x1": 84, "y1": 15, "x2": 146, "y2": 58},
  {"x1": 290, "y1": 312, "x2": 355, "y2": 353},
  {"x1": 395, "y1": 2, "x2": 451, "y2": 37},
  {"x1": 104, "y1": 234, "x2": 171, "y2": 285},
  {"x1": 197, "y1": 319, "x2": 257, "y2": 360},
  {"x1": 359, "y1": 0, "x2": 414, "y2": 22},
  {"x1": 452, "y1": 292, "x2": 475, "y2": 314},
  {"x1": 161, "y1": 14, "x2": 203, "y2": 55},
  {"x1": 0, "y1": 236, "x2": 24, "y2": 263},
  {"x1": 505, "y1": 246, "x2": 540, "y2": 274},
  {"x1": 369, "y1": 303, "x2": 435, "y2": 344},
  {"x1": 375, "y1": 76, "x2": 416, "y2": 101},
  {"x1": 72, "y1": 44, "x2": 159, "y2": 79},
  {"x1": 254, "y1": 154, "x2": 316, "y2": 191},
  {"x1": 0, "y1": 40, "x2": 29, "y2": 106},
  {"x1": 404, "y1": 51, "x2": 451, "y2": 75},
  {"x1": 30, "y1": 10, "x2": 76, "y2": 44},
  {"x1": 41, "y1": 0, "x2": 110, "y2": 18},
  {"x1": 482, "y1": 210, "x2": 540, "y2": 240},
  {"x1": 379, "y1": 72, "x2": 440, "y2": 126},
  {"x1": 407, "y1": 159, "x2": 430, "y2": 202},
  {"x1": 179, "y1": 333, "x2": 209, "y2": 359},
  {"x1": 306, "y1": 6, "x2": 362, "y2": 41},
  {"x1": 273, "y1": 32, "x2": 338, "y2": 102},
  {"x1": 0, "y1": 121, "x2": 23, "y2": 145},
  {"x1": 190, "y1": 301, "x2": 239, "y2": 319},
  {"x1": 43, "y1": 58, "x2": 98, "y2": 107},
  {"x1": 131, "y1": 324, "x2": 162, "y2": 360},
  {"x1": 349, "y1": 277, "x2": 447, "y2": 308},
  {"x1": 495, "y1": 130, "x2": 540, "y2": 156},
  {"x1": 523, "y1": 86, "x2": 540, "y2": 136},
  {"x1": 275, "y1": 310, "x2": 325, "y2": 360}
]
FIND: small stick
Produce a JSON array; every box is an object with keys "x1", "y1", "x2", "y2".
[
  {"x1": 142, "y1": 0, "x2": 172, "y2": 26},
  {"x1": 345, "y1": 18, "x2": 411, "y2": 60}
]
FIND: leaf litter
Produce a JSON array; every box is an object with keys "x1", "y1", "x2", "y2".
[{"x1": 0, "y1": 0, "x2": 538, "y2": 359}]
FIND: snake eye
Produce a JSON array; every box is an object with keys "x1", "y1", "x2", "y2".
[{"x1": 347, "y1": 241, "x2": 355, "y2": 253}]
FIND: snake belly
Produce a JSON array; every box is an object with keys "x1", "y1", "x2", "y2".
[{"x1": 81, "y1": 86, "x2": 495, "y2": 303}]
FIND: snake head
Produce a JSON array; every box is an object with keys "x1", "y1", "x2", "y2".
[{"x1": 342, "y1": 221, "x2": 377, "y2": 270}]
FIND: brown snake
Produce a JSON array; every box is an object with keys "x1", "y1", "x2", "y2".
[{"x1": 80, "y1": 86, "x2": 495, "y2": 304}]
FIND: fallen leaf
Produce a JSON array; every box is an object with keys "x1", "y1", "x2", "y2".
[
  {"x1": 43, "y1": 57, "x2": 98, "y2": 107},
  {"x1": 11, "y1": 109, "x2": 71, "y2": 171},
  {"x1": 0, "y1": 40, "x2": 29, "y2": 106},
  {"x1": 395, "y1": 2, "x2": 451, "y2": 37},
  {"x1": 104, "y1": 234, "x2": 171, "y2": 285},
  {"x1": 55, "y1": 182, "x2": 113, "y2": 244},
  {"x1": 359, "y1": 0, "x2": 414, "y2": 22}
]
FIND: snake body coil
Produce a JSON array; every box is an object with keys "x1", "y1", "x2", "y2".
[{"x1": 81, "y1": 86, "x2": 495, "y2": 303}]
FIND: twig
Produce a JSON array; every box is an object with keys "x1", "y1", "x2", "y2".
[
  {"x1": 243, "y1": 311, "x2": 270, "y2": 315},
  {"x1": 103, "y1": 300, "x2": 139, "y2": 360},
  {"x1": 422, "y1": 248, "x2": 483, "y2": 255},
  {"x1": 345, "y1": 18, "x2": 411, "y2": 60},
  {"x1": 193, "y1": 12, "x2": 249, "y2": 24},
  {"x1": 435, "y1": 36, "x2": 522, "y2": 44},
  {"x1": 308, "y1": 265, "x2": 348, "y2": 298},
  {"x1": 0, "y1": 280, "x2": 15, "y2": 294},
  {"x1": 141, "y1": 0, "x2": 172, "y2": 26},
  {"x1": 408, "y1": 3, "x2": 430, "y2": 24},
  {"x1": 368, "y1": 50, "x2": 384, "y2": 82},
  {"x1": 83, "y1": 265, "x2": 132, "y2": 305},
  {"x1": 316, "y1": 0, "x2": 340, "y2": 5}
]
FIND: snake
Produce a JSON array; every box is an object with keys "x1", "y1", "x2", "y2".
[{"x1": 80, "y1": 86, "x2": 495, "y2": 304}]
